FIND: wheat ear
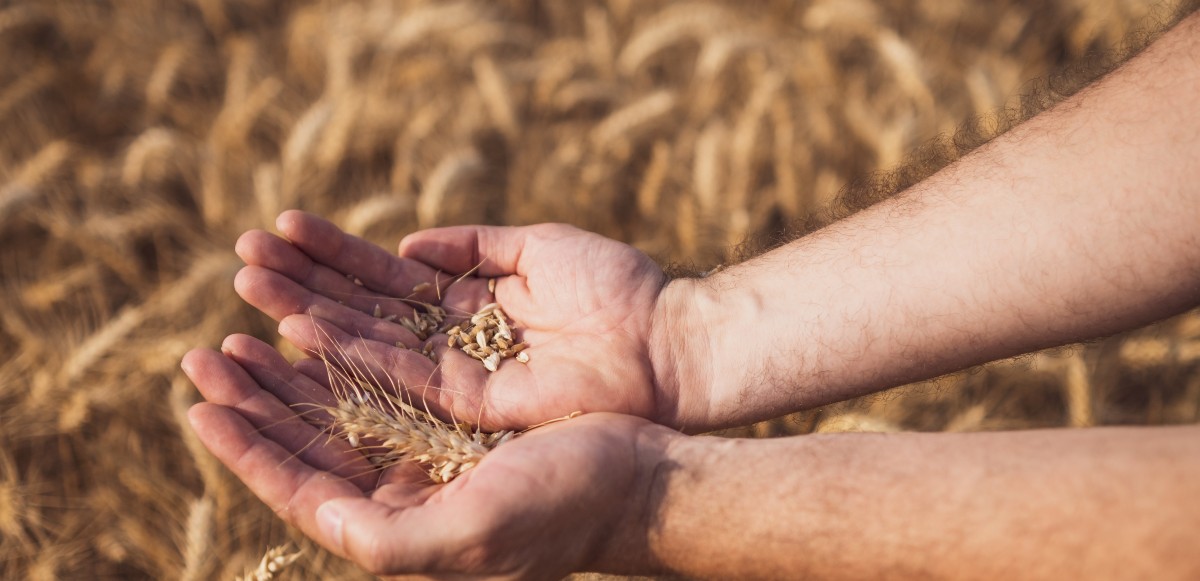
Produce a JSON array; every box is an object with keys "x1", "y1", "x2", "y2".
[
  {"x1": 316, "y1": 330, "x2": 514, "y2": 483},
  {"x1": 236, "y1": 545, "x2": 302, "y2": 581}
]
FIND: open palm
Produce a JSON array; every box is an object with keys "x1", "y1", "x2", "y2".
[
  {"x1": 181, "y1": 337, "x2": 654, "y2": 578},
  {"x1": 235, "y1": 210, "x2": 672, "y2": 431}
]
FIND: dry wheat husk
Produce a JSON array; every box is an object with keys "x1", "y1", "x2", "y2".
[{"x1": 315, "y1": 329, "x2": 515, "y2": 483}]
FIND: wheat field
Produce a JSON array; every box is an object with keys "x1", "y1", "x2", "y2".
[{"x1": 1, "y1": 0, "x2": 1197, "y2": 578}]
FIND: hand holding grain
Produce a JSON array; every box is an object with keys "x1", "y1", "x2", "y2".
[
  {"x1": 181, "y1": 338, "x2": 663, "y2": 578},
  {"x1": 235, "y1": 210, "x2": 691, "y2": 431}
]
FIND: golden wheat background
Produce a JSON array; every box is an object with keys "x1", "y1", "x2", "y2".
[{"x1": 1, "y1": 0, "x2": 1198, "y2": 578}]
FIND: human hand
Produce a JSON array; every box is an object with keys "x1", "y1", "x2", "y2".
[
  {"x1": 181, "y1": 335, "x2": 670, "y2": 579},
  {"x1": 235, "y1": 210, "x2": 708, "y2": 431}
]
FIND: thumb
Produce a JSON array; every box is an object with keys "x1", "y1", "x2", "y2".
[
  {"x1": 398, "y1": 223, "x2": 581, "y2": 276},
  {"x1": 316, "y1": 497, "x2": 448, "y2": 575}
]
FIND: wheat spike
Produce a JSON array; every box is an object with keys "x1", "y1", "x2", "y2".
[
  {"x1": 0, "y1": 140, "x2": 73, "y2": 217},
  {"x1": 61, "y1": 253, "x2": 235, "y2": 383},
  {"x1": 616, "y1": 4, "x2": 731, "y2": 75},
  {"x1": 145, "y1": 42, "x2": 188, "y2": 110},
  {"x1": 417, "y1": 148, "x2": 484, "y2": 229},
  {"x1": 236, "y1": 545, "x2": 302, "y2": 581},
  {"x1": 693, "y1": 120, "x2": 727, "y2": 218},
  {"x1": 472, "y1": 55, "x2": 517, "y2": 139},
  {"x1": 0, "y1": 450, "x2": 25, "y2": 542},
  {"x1": 179, "y1": 497, "x2": 213, "y2": 581},
  {"x1": 0, "y1": 63, "x2": 54, "y2": 118},
  {"x1": 324, "y1": 384, "x2": 510, "y2": 483},
  {"x1": 316, "y1": 324, "x2": 514, "y2": 483},
  {"x1": 590, "y1": 89, "x2": 677, "y2": 150}
]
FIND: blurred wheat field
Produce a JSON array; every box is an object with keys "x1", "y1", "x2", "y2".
[{"x1": 1, "y1": 0, "x2": 1198, "y2": 578}]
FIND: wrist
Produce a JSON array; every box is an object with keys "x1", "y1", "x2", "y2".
[
  {"x1": 584, "y1": 421, "x2": 686, "y2": 575},
  {"x1": 648, "y1": 277, "x2": 719, "y2": 431},
  {"x1": 652, "y1": 268, "x2": 785, "y2": 431}
]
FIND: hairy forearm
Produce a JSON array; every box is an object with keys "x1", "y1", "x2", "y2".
[
  {"x1": 631, "y1": 425, "x2": 1200, "y2": 580},
  {"x1": 656, "y1": 12, "x2": 1200, "y2": 429}
]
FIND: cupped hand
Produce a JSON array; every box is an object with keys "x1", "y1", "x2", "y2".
[
  {"x1": 181, "y1": 337, "x2": 666, "y2": 579},
  {"x1": 235, "y1": 210, "x2": 696, "y2": 431}
]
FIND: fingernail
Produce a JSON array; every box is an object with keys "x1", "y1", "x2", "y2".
[{"x1": 317, "y1": 501, "x2": 345, "y2": 552}]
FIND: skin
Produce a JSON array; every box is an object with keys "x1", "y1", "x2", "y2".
[{"x1": 185, "y1": 10, "x2": 1200, "y2": 580}]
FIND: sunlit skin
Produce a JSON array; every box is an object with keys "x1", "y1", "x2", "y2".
[
  {"x1": 233, "y1": 214, "x2": 671, "y2": 432},
  {"x1": 186, "y1": 11, "x2": 1200, "y2": 580},
  {"x1": 182, "y1": 339, "x2": 665, "y2": 579}
]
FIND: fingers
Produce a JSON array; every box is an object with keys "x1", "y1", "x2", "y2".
[
  {"x1": 237, "y1": 230, "x2": 421, "y2": 317},
  {"x1": 398, "y1": 223, "x2": 581, "y2": 276},
  {"x1": 273, "y1": 210, "x2": 442, "y2": 301},
  {"x1": 236, "y1": 266, "x2": 419, "y2": 348},
  {"x1": 218, "y1": 335, "x2": 338, "y2": 423},
  {"x1": 284, "y1": 313, "x2": 522, "y2": 429},
  {"x1": 315, "y1": 497, "x2": 460, "y2": 575},
  {"x1": 182, "y1": 345, "x2": 377, "y2": 489},
  {"x1": 186, "y1": 402, "x2": 366, "y2": 556},
  {"x1": 278, "y1": 314, "x2": 448, "y2": 408}
]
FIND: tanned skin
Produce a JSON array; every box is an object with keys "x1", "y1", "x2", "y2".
[{"x1": 184, "y1": 10, "x2": 1200, "y2": 580}]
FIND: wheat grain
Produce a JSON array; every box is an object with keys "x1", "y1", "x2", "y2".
[{"x1": 445, "y1": 303, "x2": 529, "y2": 371}]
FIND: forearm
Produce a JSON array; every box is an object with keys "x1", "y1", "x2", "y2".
[
  {"x1": 656, "y1": 12, "x2": 1200, "y2": 429},
  {"x1": 634, "y1": 425, "x2": 1200, "y2": 580}
]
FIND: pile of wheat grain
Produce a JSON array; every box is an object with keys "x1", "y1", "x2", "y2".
[{"x1": 0, "y1": 0, "x2": 1196, "y2": 578}]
